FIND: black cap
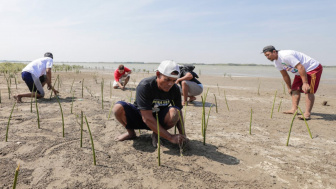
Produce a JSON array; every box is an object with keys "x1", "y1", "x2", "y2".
[
  {"x1": 44, "y1": 52, "x2": 53, "y2": 59},
  {"x1": 262, "y1": 45, "x2": 276, "y2": 53}
]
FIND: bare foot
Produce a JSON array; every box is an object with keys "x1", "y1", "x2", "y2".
[
  {"x1": 298, "y1": 115, "x2": 311, "y2": 120},
  {"x1": 283, "y1": 109, "x2": 297, "y2": 114},
  {"x1": 188, "y1": 96, "x2": 196, "y2": 102},
  {"x1": 114, "y1": 132, "x2": 136, "y2": 141},
  {"x1": 13, "y1": 95, "x2": 22, "y2": 103}
]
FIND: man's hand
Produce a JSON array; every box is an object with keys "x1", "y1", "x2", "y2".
[
  {"x1": 170, "y1": 134, "x2": 187, "y2": 145},
  {"x1": 302, "y1": 82, "x2": 310, "y2": 94},
  {"x1": 288, "y1": 88, "x2": 292, "y2": 95}
]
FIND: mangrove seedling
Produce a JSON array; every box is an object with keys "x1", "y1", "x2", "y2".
[
  {"x1": 56, "y1": 95, "x2": 65, "y2": 137},
  {"x1": 278, "y1": 99, "x2": 282, "y2": 112},
  {"x1": 85, "y1": 115, "x2": 96, "y2": 165},
  {"x1": 80, "y1": 111, "x2": 83, "y2": 148},
  {"x1": 12, "y1": 163, "x2": 20, "y2": 189},
  {"x1": 49, "y1": 75, "x2": 59, "y2": 99},
  {"x1": 35, "y1": 91, "x2": 40, "y2": 129},
  {"x1": 298, "y1": 107, "x2": 313, "y2": 139},
  {"x1": 224, "y1": 89, "x2": 230, "y2": 111},
  {"x1": 271, "y1": 90, "x2": 277, "y2": 118},
  {"x1": 249, "y1": 108, "x2": 252, "y2": 135},
  {"x1": 6, "y1": 101, "x2": 16, "y2": 142},
  {"x1": 153, "y1": 104, "x2": 161, "y2": 166},
  {"x1": 286, "y1": 110, "x2": 298, "y2": 146},
  {"x1": 213, "y1": 94, "x2": 218, "y2": 113}
]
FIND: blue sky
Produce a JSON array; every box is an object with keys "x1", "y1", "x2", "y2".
[{"x1": 1, "y1": 0, "x2": 335, "y2": 65}]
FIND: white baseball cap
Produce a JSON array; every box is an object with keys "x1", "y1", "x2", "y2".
[{"x1": 156, "y1": 60, "x2": 180, "y2": 79}]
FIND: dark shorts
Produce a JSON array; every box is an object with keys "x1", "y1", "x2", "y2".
[
  {"x1": 116, "y1": 101, "x2": 180, "y2": 130},
  {"x1": 292, "y1": 64, "x2": 323, "y2": 94},
  {"x1": 21, "y1": 72, "x2": 46, "y2": 94}
]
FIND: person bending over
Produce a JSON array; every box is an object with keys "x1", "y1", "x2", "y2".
[
  {"x1": 113, "y1": 64, "x2": 132, "y2": 90},
  {"x1": 112, "y1": 60, "x2": 188, "y2": 147}
]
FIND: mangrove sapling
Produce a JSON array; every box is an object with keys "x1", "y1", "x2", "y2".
[
  {"x1": 217, "y1": 84, "x2": 220, "y2": 95},
  {"x1": 258, "y1": 82, "x2": 260, "y2": 95},
  {"x1": 201, "y1": 95, "x2": 213, "y2": 145},
  {"x1": 249, "y1": 108, "x2": 252, "y2": 135},
  {"x1": 80, "y1": 111, "x2": 83, "y2": 148},
  {"x1": 298, "y1": 107, "x2": 312, "y2": 139},
  {"x1": 81, "y1": 78, "x2": 84, "y2": 98},
  {"x1": 70, "y1": 78, "x2": 75, "y2": 93},
  {"x1": 5, "y1": 74, "x2": 11, "y2": 99},
  {"x1": 6, "y1": 101, "x2": 16, "y2": 142},
  {"x1": 56, "y1": 95, "x2": 65, "y2": 137},
  {"x1": 286, "y1": 110, "x2": 298, "y2": 146},
  {"x1": 213, "y1": 94, "x2": 218, "y2": 113},
  {"x1": 101, "y1": 79, "x2": 104, "y2": 109},
  {"x1": 12, "y1": 163, "x2": 19, "y2": 189},
  {"x1": 271, "y1": 90, "x2": 277, "y2": 118},
  {"x1": 85, "y1": 115, "x2": 96, "y2": 165},
  {"x1": 177, "y1": 109, "x2": 186, "y2": 156},
  {"x1": 30, "y1": 85, "x2": 35, "y2": 113},
  {"x1": 71, "y1": 91, "x2": 74, "y2": 114},
  {"x1": 49, "y1": 75, "x2": 59, "y2": 99},
  {"x1": 223, "y1": 89, "x2": 230, "y2": 111},
  {"x1": 153, "y1": 105, "x2": 161, "y2": 166},
  {"x1": 278, "y1": 99, "x2": 282, "y2": 112},
  {"x1": 108, "y1": 102, "x2": 114, "y2": 120},
  {"x1": 35, "y1": 91, "x2": 40, "y2": 129}
]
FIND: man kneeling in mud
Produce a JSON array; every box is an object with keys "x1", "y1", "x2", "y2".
[{"x1": 112, "y1": 60, "x2": 188, "y2": 147}]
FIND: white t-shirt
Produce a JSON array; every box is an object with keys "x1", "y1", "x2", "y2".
[
  {"x1": 274, "y1": 50, "x2": 319, "y2": 75},
  {"x1": 22, "y1": 57, "x2": 53, "y2": 78}
]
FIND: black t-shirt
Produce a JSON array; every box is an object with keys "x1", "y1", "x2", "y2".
[{"x1": 134, "y1": 76, "x2": 182, "y2": 111}]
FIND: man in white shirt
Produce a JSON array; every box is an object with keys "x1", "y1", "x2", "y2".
[
  {"x1": 14, "y1": 52, "x2": 59, "y2": 102},
  {"x1": 262, "y1": 45, "x2": 323, "y2": 120}
]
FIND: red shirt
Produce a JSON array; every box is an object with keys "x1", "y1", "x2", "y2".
[{"x1": 114, "y1": 67, "x2": 131, "y2": 81}]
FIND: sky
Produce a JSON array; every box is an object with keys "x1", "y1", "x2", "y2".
[{"x1": 1, "y1": 0, "x2": 335, "y2": 65}]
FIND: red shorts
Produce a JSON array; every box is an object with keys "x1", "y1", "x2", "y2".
[{"x1": 292, "y1": 64, "x2": 323, "y2": 94}]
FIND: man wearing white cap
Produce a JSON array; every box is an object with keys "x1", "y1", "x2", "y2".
[{"x1": 113, "y1": 60, "x2": 188, "y2": 147}]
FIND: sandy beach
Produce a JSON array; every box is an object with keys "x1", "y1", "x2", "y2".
[{"x1": 1, "y1": 69, "x2": 335, "y2": 188}]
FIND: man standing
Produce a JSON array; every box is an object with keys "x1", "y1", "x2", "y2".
[
  {"x1": 262, "y1": 45, "x2": 323, "y2": 120},
  {"x1": 113, "y1": 64, "x2": 132, "y2": 90},
  {"x1": 112, "y1": 60, "x2": 188, "y2": 147},
  {"x1": 14, "y1": 52, "x2": 59, "y2": 102}
]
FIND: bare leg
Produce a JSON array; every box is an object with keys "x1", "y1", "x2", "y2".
[
  {"x1": 304, "y1": 93, "x2": 314, "y2": 118},
  {"x1": 283, "y1": 90, "x2": 300, "y2": 114},
  {"x1": 113, "y1": 104, "x2": 136, "y2": 141},
  {"x1": 123, "y1": 76, "x2": 130, "y2": 87},
  {"x1": 181, "y1": 81, "x2": 189, "y2": 106}
]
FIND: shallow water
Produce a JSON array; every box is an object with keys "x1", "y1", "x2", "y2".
[{"x1": 54, "y1": 62, "x2": 336, "y2": 80}]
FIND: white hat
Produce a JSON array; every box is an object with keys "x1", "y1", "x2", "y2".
[{"x1": 156, "y1": 60, "x2": 180, "y2": 79}]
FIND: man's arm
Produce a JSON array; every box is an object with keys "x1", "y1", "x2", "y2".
[
  {"x1": 46, "y1": 68, "x2": 59, "y2": 94},
  {"x1": 140, "y1": 110, "x2": 185, "y2": 144},
  {"x1": 176, "y1": 72, "x2": 193, "y2": 84},
  {"x1": 295, "y1": 63, "x2": 310, "y2": 93},
  {"x1": 280, "y1": 70, "x2": 292, "y2": 95}
]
